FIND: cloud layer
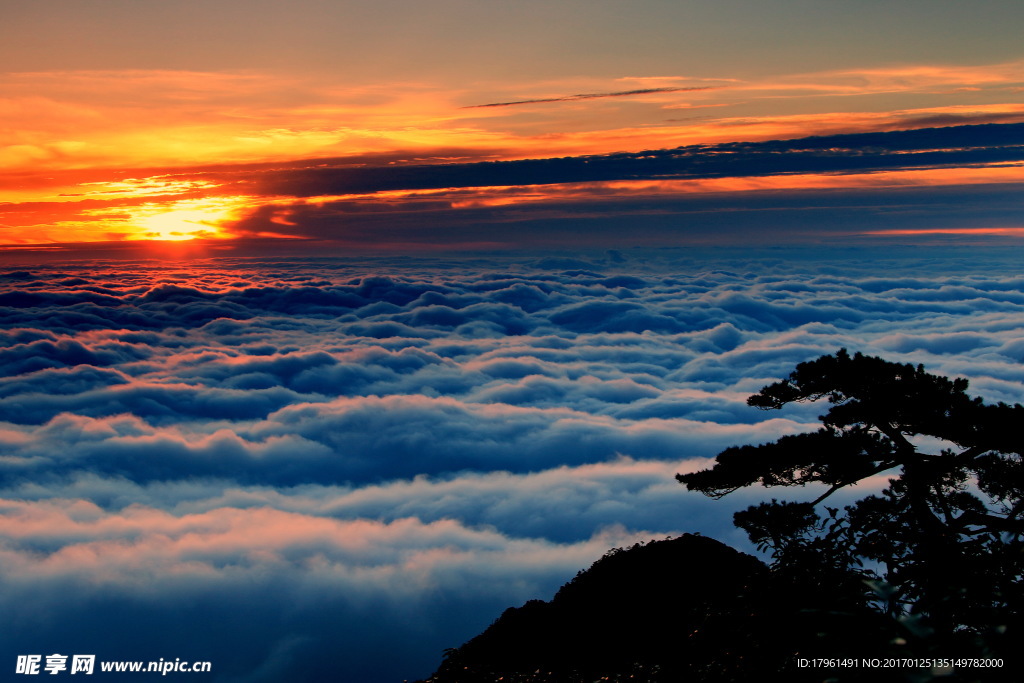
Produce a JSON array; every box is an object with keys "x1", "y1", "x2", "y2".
[{"x1": 2, "y1": 249, "x2": 1024, "y2": 680}]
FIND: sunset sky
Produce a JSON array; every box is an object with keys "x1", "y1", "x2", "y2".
[
  {"x1": 4, "y1": 4, "x2": 1024, "y2": 682},
  {"x1": 4, "y1": 0, "x2": 1024, "y2": 254}
]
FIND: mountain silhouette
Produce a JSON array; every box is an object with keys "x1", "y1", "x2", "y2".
[{"x1": 417, "y1": 533, "x2": 887, "y2": 682}]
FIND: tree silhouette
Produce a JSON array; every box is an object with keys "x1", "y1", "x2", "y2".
[
  {"x1": 422, "y1": 351, "x2": 1021, "y2": 682},
  {"x1": 678, "y1": 349, "x2": 1023, "y2": 654}
]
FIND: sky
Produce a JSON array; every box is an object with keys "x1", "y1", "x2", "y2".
[
  {"x1": 3, "y1": 3, "x2": 1024, "y2": 682},
  {"x1": 3, "y1": 0, "x2": 1024, "y2": 254}
]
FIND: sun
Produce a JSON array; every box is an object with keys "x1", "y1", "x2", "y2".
[
  {"x1": 138, "y1": 207, "x2": 222, "y2": 240},
  {"x1": 125, "y1": 197, "x2": 255, "y2": 241}
]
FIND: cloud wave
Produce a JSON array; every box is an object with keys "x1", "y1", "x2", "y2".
[{"x1": 3, "y1": 250, "x2": 1024, "y2": 680}]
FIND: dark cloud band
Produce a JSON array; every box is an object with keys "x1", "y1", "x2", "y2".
[
  {"x1": 462, "y1": 86, "x2": 719, "y2": 108},
  {"x1": 241, "y1": 122, "x2": 1024, "y2": 198}
]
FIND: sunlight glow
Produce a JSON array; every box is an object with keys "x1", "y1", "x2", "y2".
[
  {"x1": 89, "y1": 196, "x2": 258, "y2": 242},
  {"x1": 137, "y1": 208, "x2": 222, "y2": 241}
]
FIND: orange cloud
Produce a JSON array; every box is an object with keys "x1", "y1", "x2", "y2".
[
  {"x1": 4, "y1": 59, "x2": 1024, "y2": 247},
  {"x1": 4, "y1": 59, "x2": 1024, "y2": 179},
  {"x1": 5, "y1": 157, "x2": 1024, "y2": 247},
  {"x1": 0, "y1": 70, "x2": 505, "y2": 173},
  {"x1": 864, "y1": 227, "x2": 1024, "y2": 236},
  {"x1": 0, "y1": 194, "x2": 266, "y2": 245}
]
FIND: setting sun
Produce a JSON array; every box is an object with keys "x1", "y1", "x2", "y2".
[
  {"x1": 136, "y1": 207, "x2": 224, "y2": 241},
  {"x1": 120, "y1": 196, "x2": 256, "y2": 241}
]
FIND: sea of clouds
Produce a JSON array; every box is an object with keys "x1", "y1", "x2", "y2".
[{"x1": 2, "y1": 247, "x2": 1024, "y2": 681}]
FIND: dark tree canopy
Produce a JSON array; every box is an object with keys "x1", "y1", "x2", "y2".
[{"x1": 678, "y1": 349, "x2": 1024, "y2": 654}]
